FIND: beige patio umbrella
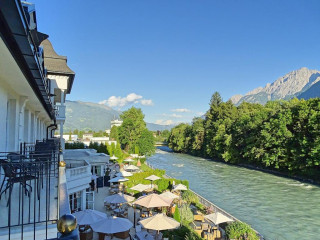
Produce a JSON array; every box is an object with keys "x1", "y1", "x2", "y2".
[
  {"x1": 133, "y1": 193, "x2": 173, "y2": 208},
  {"x1": 91, "y1": 216, "x2": 133, "y2": 234},
  {"x1": 73, "y1": 209, "x2": 107, "y2": 226},
  {"x1": 160, "y1": 191, "x2": 179, "y2": 200},
  {"x1": 139, "y1": 213, "x2": 180, "y2": 231},
  {"x1": 125, "y1": 165, "x2": 140, "y2": 172},
  {"x1": 110, "y1": 155, "x2": 118, "y2": 161},
  {"x1": 130, "y1": 184, "x2": 153, "y2": 192},
  {"x1": 204, "y1": 212, "x2": 234, "y2": 225},
  {"x1": 123, "y1": 158, "x2": 134, "y2": 162},
  {"x1": 104, "y1": 193, "x2": 135, "y2": 204},
  {"x1": 145, "y1": 175, "x2": 161, "y2": 188},
  {"x1": 173, "y1": 183, "x2": 188, "y2": 191},
  {"x1": 116, "y1": 171, "x2": 133, "y2": 177},
  {"x1": 109, "y1": 176, "x2": 129, "y2": 183}
]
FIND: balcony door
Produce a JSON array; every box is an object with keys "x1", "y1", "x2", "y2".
[{"x1": 86, "y1": 191, "x2": 94, "y2": 210}]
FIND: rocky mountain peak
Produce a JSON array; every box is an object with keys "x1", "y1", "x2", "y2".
[{"x1": 230, "y1": 67, "x2": 320, "y2": 105}]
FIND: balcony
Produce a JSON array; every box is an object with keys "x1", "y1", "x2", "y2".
[
  {"x1": 55, "y1": 105, "x2": 66, "y2": 122},
  {"x1": 0, "y1": 139, "x2": 79, "y2": 239},
  {"x1": 65, "y1": 159, "x2": 92, "y2": 192}
]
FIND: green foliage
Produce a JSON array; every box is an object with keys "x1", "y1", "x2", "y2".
[
  {"x1": 167, "y1": 95, "x2": 320, "y2": 181},
  {"x1": 139, "y1": 157, "x2": 146, "y2": 165},
  {"x1": 163, "y1": 226, "x2": 202, "y2": 240},
  {"x1": 119, "y1": 107, "x2": 146, "y2": 151},
  {"x1": 182, "y1": 190, "x2": 199, "y2": 205},
  {"x1": 157, "y1": 179, "x2": 171, "y2": 192},
  {"x1": 110, "y1": 126, "x2": 119, "y2": 141},
  {"x1": 173, "y1": 206, "x2": 181, "y2": 222},
  {"x1": 118, "y1": 107, "x2": 155, "y2": 156},
  {"x1": 137, "y1": 129, "x2": 155, "y2": 156},
  {"x1": 88, "y1": 142, "x2": 108, "y2": 154},
  {"x1": 114, "y1": 143, "x2": 123, "y2": 162},
  {"x1": 179, "y1": 205, "x2": 194, "y2": 224},
  {"x1": 134, "y1": 145, "x2": 140, "y2": 154},
  {"x1": 225, "y1": 221, "x2": 259, "y2": 240},
  {"x1": 65, "y1": 142, "x2": 85, "y2": 149}
]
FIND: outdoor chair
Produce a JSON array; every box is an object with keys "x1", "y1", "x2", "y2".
[
  {"x1": 135, "y1": 225, "x2": 142, "y2": 232},
  {"x1": 0, "y1": 160, "x2": 38, "y2": 206}
]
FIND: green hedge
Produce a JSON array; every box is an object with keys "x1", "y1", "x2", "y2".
[{"x1": 225, "y1": 221, "x2": 259, "y2": 240}]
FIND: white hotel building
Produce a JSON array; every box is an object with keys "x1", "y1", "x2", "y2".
[{"x1": 0, "y1": 1, "x2": 108, "y2": 239}]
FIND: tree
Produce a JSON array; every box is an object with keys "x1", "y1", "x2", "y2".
[
  {"x1": 110, "y1": 126, "x2": 119, "y2": 141},
  {"x1": 118, "y1": 107, "x2": 146, "y2": 152},
  {"x1": 137, "y1": 129, "x2": 155, "y2": 156}
]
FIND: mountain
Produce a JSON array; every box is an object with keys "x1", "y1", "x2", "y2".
[
  {"x1": 297, "y1": 80, "x2": 320, "y2": 100},
  {"x1": 230, "y1": 67, "x2": 320, "y2": 105},
  {"x1": 64, "y1": 100, "x2": 174, "y2": 132}
]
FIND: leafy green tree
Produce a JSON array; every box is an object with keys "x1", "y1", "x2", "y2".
[
  {"x1": 137, "y1": 129, "x2": 155, "y2": 156},
  {"x1": 110, "y1": 126, "x2": 119, "y2": 141},
  {"x1": 118, "y1": 107, "x2": 146, "y2": 152},
  {"x1": 167, "y1": 92, "x2": 320, "y2": 181}
]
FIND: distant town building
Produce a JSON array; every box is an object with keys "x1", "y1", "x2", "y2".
[
  {"x1": 111, "y1": 119, "x2": 123, "y2": 128},
  {"x1": 105, "y1": 129, "x2": 111, "y2": 134},
  {"x1": 90, "y1": 137, "x2": 109, "y2": 145},
  {"x1": 83, "y1": 132, "x2": 93, "y2": 140},
  {"x1": 55, "y1": 134, "x2": 78, "y2": 142}
]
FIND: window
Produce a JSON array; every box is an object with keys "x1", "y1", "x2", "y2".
[{"x1": 69, "y1": 191, "x2": 82, "y2": 213}]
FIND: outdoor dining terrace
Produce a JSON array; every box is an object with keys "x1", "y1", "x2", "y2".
[{"x1": 71, "y1": 157, "x2": 235, "y2": 240}]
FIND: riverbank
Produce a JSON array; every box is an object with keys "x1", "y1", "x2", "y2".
[
  {"x1": 158, "y1": 146, "x2": 320, "y2": 186},
  {"x1": 148, "y1": 148, "x2": 320, "y2": 239},
  {"x1": 145, "y1": 161, "x2": 264, "y2": 240}
]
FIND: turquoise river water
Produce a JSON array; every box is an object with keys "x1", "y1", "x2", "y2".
[{"x1": 147, "y1": 148, "x2": 320, "y2": 240}]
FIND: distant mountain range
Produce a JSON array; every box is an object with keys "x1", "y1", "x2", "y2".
[
  {"x1": 64, "y1": 100, "x2": 175, "y2": 132},
  {"x1": 230, "y1": 67, "x2": 320, "y2": 105}
]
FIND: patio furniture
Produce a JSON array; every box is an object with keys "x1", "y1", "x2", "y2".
[
  {"x1": 136, "y1": 230, "x2": 154, "y2": 240},
  {"x1": 114, "y1": 230, "x2": 130, "y2": 239}
]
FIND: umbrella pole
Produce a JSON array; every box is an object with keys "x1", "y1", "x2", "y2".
[{"x1": 133, "y1": 204, "x2": 136, "y2": 227}]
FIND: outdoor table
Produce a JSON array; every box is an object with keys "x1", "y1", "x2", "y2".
[
  {"x1": 136, "y1": 230, "x2": 154, "y2": 240},
  {"x1": 114, "y1": 230, "x2": 130, "y2": 239}
]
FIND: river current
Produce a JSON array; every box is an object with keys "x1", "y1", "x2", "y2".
[{"x1": 147, "y1": 147, "x2": 320, "y2": 240}]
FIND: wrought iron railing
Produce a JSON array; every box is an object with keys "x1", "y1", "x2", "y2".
[{"x1": 0, "y1": 139, "x2": 68, "y2": 240}]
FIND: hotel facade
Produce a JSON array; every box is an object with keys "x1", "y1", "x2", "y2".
[{"x1": 0, "y1": 1, "x2": 107, "y2": 239}]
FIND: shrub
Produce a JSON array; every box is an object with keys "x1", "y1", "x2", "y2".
[
  {"x1": 225, "y1": 221, "x2": 259, "y2": 240},
  {"x1": 65, "y1": 142, "x2": 85, "y2": 149},
  {"x1": 182, "y1": 190, "x2": 199, "y2": 205},
  {"x1": 157, "y1": 179, "x2": 171, "y2": 192},
  {"x1": 163, "y1": 226, "x2": 202, "y2": 240},
  {"x1": 173, "y1": 207, "x2": 181, "y2": 222},
  {"x1": 179, "y1": 205, "x2": 194, "y2": 224},
  {"x1": 139, "y1": 157, "x2": 146, "y2": 164}
]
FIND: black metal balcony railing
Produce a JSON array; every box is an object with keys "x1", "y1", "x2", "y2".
[{"x1": 0, "y1": 140, "x2": 60, "y2": 240}]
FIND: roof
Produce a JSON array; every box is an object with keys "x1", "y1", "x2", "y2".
[
  {"x1": 64, "y1": 149, "x2": 109, "y2": 164},
  {"x1": 41, "y1": 39, "x2": 75, "y2": 93},
  {"x1": 41, "y1": 39, "x2": 75, "y2": 75}
]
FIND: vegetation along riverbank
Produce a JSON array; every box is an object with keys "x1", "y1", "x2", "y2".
[{"x1": 168, "y1": 92, "x2": 320, "y2": 183}]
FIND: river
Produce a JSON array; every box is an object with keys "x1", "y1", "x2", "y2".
[{"x1": 147, "y1": 147, "x2": 320, "y2": 240}]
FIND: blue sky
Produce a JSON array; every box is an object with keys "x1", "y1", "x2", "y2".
[{"x1": 33, "y1": 0, "x2": 320, "y2": 124}]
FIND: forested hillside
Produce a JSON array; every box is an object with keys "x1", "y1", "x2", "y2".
[{"x1": 168, "y1": 92, "x2": 320, "y2": 181}]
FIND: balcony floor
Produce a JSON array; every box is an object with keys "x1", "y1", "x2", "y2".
[{"x1": 0, "y1": 171, "x2": 58, "y2": 240}]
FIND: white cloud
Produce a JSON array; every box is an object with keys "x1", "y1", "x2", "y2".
[
  {"x1": 171, "y1": 108, "x2": 191, "y2": 113},
  {"x1": 99, "y1": 93, "x2": 153, "y2": 108},
  {"x1": 161, "y1": 113, "x2": 182, "y2": 118},
  {"x1": 155, "y1": 119, "x2": 174, "y2": 125},
  {"x1": 196, "y1": 111, "x2": 205, "y2": 116},
  {"x1": 141, "y1": 99, "x2": 153, "y2": 106}
]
